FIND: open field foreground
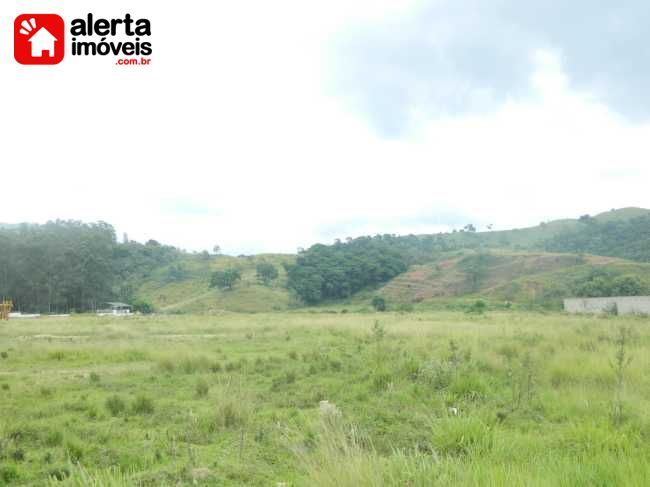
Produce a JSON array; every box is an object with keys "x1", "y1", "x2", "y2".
[{"x1": 1, "y1": 312, "x2": 650, "y2": 486}]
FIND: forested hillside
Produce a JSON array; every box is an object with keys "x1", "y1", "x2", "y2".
[
  {"x1": 2, "y1": 208, "x2": 649, "y2": 313},
  {"x1": 284, "y1": 208, "x2": 650, "y2": 305},
  {"x1": 0, "y1": 221, "x2": 180, "y2": 313},
  {"x1": 543, "y1": 214, "x2": 650, "y2": 261}
]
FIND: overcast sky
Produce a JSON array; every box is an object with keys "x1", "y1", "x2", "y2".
[{"x1": 1, "y1": 0, "x2": 649, "y2": 254}]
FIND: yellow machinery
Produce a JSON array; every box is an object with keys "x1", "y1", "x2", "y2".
[{"x1": 0, "y1": 300, "x2": 12, "y2": 320}]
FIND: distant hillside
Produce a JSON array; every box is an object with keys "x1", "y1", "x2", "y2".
[
  {"x1": 378, "y1": 249, "x2": 650, "y2": 310},
  {"x1": 135, "y1": 254, "x2": 294, "y2": 313},
  {"x1": 3, "y1": 207, "x2": 649, "y2": 313},
  {"x1": 438, "y1": 207, "x2": 650, "y2": 253},
  {"x1": 283, "y1": 207, "x2": 650, "y2": 307}
]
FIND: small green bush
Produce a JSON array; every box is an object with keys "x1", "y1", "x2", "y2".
[
  {"x1": 196, "y1": 379, "x2": 209, "y2": 398},
  {"x1": 417, "y1": 360, "x2": 454, "y2": 390},
  {"x1": 105, "y1": 395, "x2": 127, "y2": 416},
  {"x1": 431, "y1": 417, "x2": 493, "y2": 457},
  {"x1": 48, "y1": 351, "x2": 65, "y2": 361},
  {"x1": 89, "y1": 372, "x2": 101, "y2": 383},
  {"x1": 47, "y1": 466, "x2": 70, "y2": 481},
  {"x1": 0, "y1": 351, "x2": 8, "y2": 359},
  {"x1": 216, "y1": 400, "x2": 249, "y2": 429},
  {"x1": 372, "y1": 371, "x2": 393, "y2": 392},
  {"x1": 371, "y1": 296, "x2": 387, "y2": 312},
  {"x1": 0, "y1": 465, "x2": 18, "y2": 483},
  {"x1": 131, "y1": 299, "x2": 154, "y2": 314},
  {"x1": 11, "y1": 449, "x2": 25, "y2": 462},
  {"x1": 65, "y1": 439, "x2": 84, "y2": 462},
  {"x1": 158, "y1": 358, "x2": 175, "y2": 373},
  {"x1": 132, "y1": 395, "x2": 155, "y2": 415},
  {"x1": 45, "y1": 430, "x2": 64, "y2": 447},
  {"x1": 466, "y1": 300, "x2": 487, "y2": 314}
]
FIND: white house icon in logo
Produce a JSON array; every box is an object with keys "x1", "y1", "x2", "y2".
[{"x1": 19, "y1": 18, "x2": 58, "y2": 57}]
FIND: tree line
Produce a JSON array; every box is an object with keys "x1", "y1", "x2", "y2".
[{"x1": 0, "y1": 221, "x2": 180, "y2": 313}]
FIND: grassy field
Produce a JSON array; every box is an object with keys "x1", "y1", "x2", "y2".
[{"x1": 1, "y1": 311, "x2": 650, "y2": 486}]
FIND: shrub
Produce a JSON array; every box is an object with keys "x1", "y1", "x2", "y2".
[
  {"x1": 87, "y1": 404, "x2": 99, "y2": 419},
  {"x1": 158, "y1": 359, "x2": 175, "y2": 373},
  {"x1": 40, "y1": 386, "x2": 53, "y2": 397},
  {"x1": 11, "y1": 449, "x2": 25, "y2": 462},
  {"x1": 1, "y1": 384, "x2": 8, "y2": 391},
  {"x1": 218, "y1": 403, "x2": 240, "y2": 429},
  {"x1": 65, "y1": 439, "x2": 84, "y2": 462},
  {"x1": 45, "y1": 430, "x2": 64, "y2": 447},
  {"x1": 132, "y1": 395, "x2": 155, "y2": 415},
  {"x1": 89, "y1": 372, "x2": 101, "y2": 383},
  {"x1": 371, "y1": 296, "x2": 387, "y2": 312},
  {"x1": 209, "y1": 361, "x2": 222, "y2": 373},
  {"x1": 431, "y1": 417, "x2": 493, "y2": 457},
  {"x1": 131, "y1": 299, "x2": 154, "y2": 314},
  {"x1": 105, "y1": 395, "x2": 127, "y2": 416},
  {"x1": 47, "y1": 466, "x2": 70, "y2": 481},
  {"x1": 196, "y1": 379, "x2": 209, "y2": 398},
  {"x1": 48, "y1": 351, "x2": 65, "y2": 361},
  {"x1": 329, "y1": 360, "x2": 342, "y2": 372},
  {"x1": 466, "y1": 300, "x2": 487, "y2": 314},
  {"x1": 224, "y1": 361, "x2": 239, "y2": 372},
  {"x1": 417, "y1": 360, "x2": 454, "y2": 390},
  {"x1": 0, "y1": 351, "x2": 8, "y2": 359},
  {"x1": 372, "y1": 371, "x2": 393, "y2": 392},
  {"x1": 449, "y1": 374, "x2": 487, "y2": 401},
  {"x1": 0, "y1": 465, "x2": 18, "y2": 483}
]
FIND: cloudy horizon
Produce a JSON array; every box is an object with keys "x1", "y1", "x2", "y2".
[{"x1": 2, "y1": 0, "x2": 649, "y2": 255}]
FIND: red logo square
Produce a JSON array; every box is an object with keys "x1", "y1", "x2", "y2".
[{"x1": 14, "y1": 14, "x2": 65, "y2": 65}]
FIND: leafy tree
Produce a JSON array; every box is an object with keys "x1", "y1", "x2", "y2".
[
  {"x1": 256, "y1": 262, "x2": 279, "y2": 286},
  {"x1": 464, "y1": 224, "x2": 477, "y2": 233},
  {"x1": 213, "y1": 245, "x2": 221, "y2": 255},
  {"x1": 209, "y1": 269, "x2": 241, "y2": 290},
  {"x1": 573, "y1": 269, "x2": 648, "y2": 297},
  {"x1": 285, "y1": 235, "x2": 409, "y2": 305}
]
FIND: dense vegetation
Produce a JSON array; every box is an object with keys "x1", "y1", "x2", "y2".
[
  {"x1": 285, "y1": 236, "x2": 410, "y2": 304},
  {"x1": 0, "y1": 221, "x2": 180, "y2": 313},
  {"x1": 543, "y1": 215, "x2": 650, "y2": 262},
  {"x1": 1, "y1": 312, "x2": 650, "y2": 485},
  {"x1": 3, "y1": 209, "x2": 650, "y2": 312}
]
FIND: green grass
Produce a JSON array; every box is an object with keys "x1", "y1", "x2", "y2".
[
  {"x1": 136, "y1": 254, "x2": 294, "y2": 313},
  {"x1": 1, "y1": 311, "x2": 650, "y2": 485}
]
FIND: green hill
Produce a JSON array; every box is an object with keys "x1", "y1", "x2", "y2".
[
  {"x1": 441, "y1": 207, "x2": 650, "y2": 251},
  {"x1": 131, "y1": 207, "x2": 650, "y2": 312},
  {"x1": 378, "y1": 249, "x2": 650, "y2": 310},
  {"x1": 135, "y1": 254, "x2": 294, "y2": 313}
]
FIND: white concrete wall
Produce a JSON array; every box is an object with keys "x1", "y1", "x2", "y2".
[{"x1": 564, "y1": 296, "x2": 650, "y2": 315}]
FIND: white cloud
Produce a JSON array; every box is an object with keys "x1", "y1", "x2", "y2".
[{"x1": 0, "y1": 1, "x2": 648, "y2": 254}]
